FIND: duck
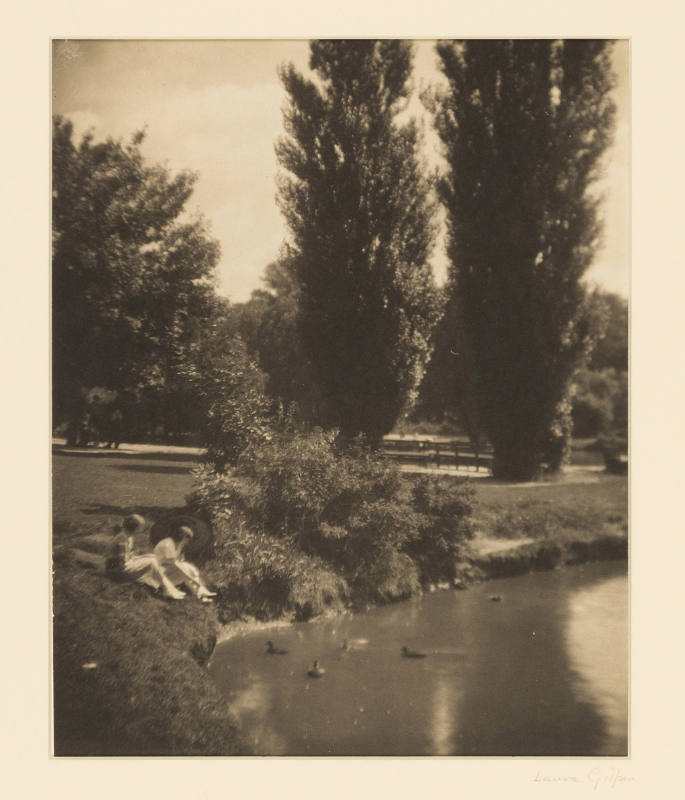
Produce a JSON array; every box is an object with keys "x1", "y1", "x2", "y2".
[
  {"x1": 307, "y1": 659, "x2": 326, "y2": 678},
  {"x1": 401, "y1": 646, "x2": 427, "y2": 659},
  {"x1": 266, "y1": 640, "x2": 288, "y2": 655},
  {"x1": 489, "y1": 595, "x2": 503, "y2": 602}
]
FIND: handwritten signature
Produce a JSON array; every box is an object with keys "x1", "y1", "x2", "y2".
[{"x1": 533, "y1": 767, "x2": 635, "y2": 790}]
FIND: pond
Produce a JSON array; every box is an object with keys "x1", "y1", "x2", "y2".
[{"x1": 209, "y1": 561, "x2": 628, "y2": 756}]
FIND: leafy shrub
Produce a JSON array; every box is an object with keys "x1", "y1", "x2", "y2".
[
  {"x1": 203, "y1": 517, "x2": 348, "y2": 621},
  {"x1": 189, "y1": 429, "x2": 475, "y2": 607},
  {"x1": 188, "y1": 465, "x2": 347, "y2": 618},
  {"x1": 571, "y1": 368, "x2": 626, "y2": 438},
  {"x1": 407, "y1": 475, "x2": 476, "y2": 583}
]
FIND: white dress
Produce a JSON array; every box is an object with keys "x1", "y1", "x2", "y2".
[{"x1": 153, "y1": 537, "x2": 204, "y2": 595}]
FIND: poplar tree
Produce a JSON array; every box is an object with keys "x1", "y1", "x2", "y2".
[
  {"x1": 276, "y1": 40, "x2": 439, "y2": 446},
  {"x1": 431, "y1": 40, "x2": 616, "y2": 479}
]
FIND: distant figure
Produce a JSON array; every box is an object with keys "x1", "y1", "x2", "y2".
[
  {"x1": 401, "y1": 646, "x2": 426, "y2": 659},
  {"x1": 153, "y1": 525, "x2": 217, "y2": 602},
  {"x1": 77, "y1": 410, "x2": 92, "y2": 447},
  {"x1": 105, "y1": 514, "x2": 185, "y2": 600},
  {"x1": 105, "y1": 407, "x2": 124, "y2": 449},
  {"x1": 267, "y1": 640, "x2": 289, "y2": 655},
  {"x1": 307, "y1": 660, "x2": 325, "y2": 678},
  {"x1": 88, "y1": 394, "x2": 106, "y2": 446}
]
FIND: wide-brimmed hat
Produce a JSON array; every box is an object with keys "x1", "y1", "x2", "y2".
[{"x1": 149, "y1": 512, "x2": 212, "y2": 564}]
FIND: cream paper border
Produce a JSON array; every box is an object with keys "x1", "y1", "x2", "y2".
[{"x1": 4, "y1": 1, "x2": 683, "y2": 797}]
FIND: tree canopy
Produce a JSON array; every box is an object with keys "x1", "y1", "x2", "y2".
[
  {"x1": 52, "y1": 116, "x2": 219, "y2": 439},
  {"x1": 226, "y1": 257, "x2": 323, "y2": 426},
  {"x1": 276, "y1": 40, "x2": 440, "y2": 445},
  {"x1": 431, "y1": 40, "x2": 616, "y2": 479},
  {"x1": 178, "y1": 310, "x2": 272, "y2": 473}
]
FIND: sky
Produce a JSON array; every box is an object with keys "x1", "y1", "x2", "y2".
[{"x1": 52, "y1": 39, "x2": 629, "y2": 302}]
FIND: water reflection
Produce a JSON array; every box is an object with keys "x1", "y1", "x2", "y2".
[
  {"x1": 429, "y1": 673, "x2": 461, "y2": 755},
  {"x1": 228, "y1": 677, "x2": 287, "y2": 754},
  {"x1": 565, "y1": 574, "x2": 629, "y2": 755},
  {"x1": 211, "y1": 561, "x2": 627, "y2": 755},
  {"x1": 453, "y1": 568, "x2": 612, "y2": 755}
]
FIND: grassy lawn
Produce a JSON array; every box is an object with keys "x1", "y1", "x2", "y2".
[
  {"x1": 52, "y1": 449, "x2": 198, "y2": 544},
  {"x1": 472, "y1": 473, "x2": 628, "y2": 544},
  {"x1": 52, "y1": 446, "x2": 627, "y2": 548}
]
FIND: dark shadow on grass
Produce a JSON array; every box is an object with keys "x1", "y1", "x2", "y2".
[
  {"x1": 80, "y1": 502, "x2": 188, "y2": 519},
  {"x1": 109, "y1": 464, "x2": 193, "y2": 475}
]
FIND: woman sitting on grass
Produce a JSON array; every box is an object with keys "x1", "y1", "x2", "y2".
[
  {"x1": 153, "y1": 525, "x2": 217, "y2": 603},
  {"x1": 105, "y1": 514, "x2": 186, "y2": 600}
]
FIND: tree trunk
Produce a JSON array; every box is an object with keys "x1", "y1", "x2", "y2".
[{"x1": 491, "y1": 434, "x2": 543, "y2": 482}]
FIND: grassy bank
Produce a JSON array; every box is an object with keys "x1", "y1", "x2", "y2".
[
  {"x1": 51, "y1": 448, "x2": 244, "y2": 756},
  {"x1": 462, "y1": 472, "x2": 627, "y2": 580},
  {"x1": 51, "y1": 446, "x2": 627, "y2": 755},
  {"x1": 473, "y1": 473, "x2": 627, "y2": 538},
  {"x1": 53, "y1": 548, "x2": 244, "y2": 756}
]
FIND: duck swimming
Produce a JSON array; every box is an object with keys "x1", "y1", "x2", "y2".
[
  {"x1": 266, "y1": 640, "x2": 288, "y2": 655},
  {"x1": 490, "y1": 595, "x2": 503, "y2": 602},
  {"x1": 401, "y1": 646, "x2": 427, "y2": 659},
  {"x1": 307, "y1": 659, "x2": 326, "y2": 678}
]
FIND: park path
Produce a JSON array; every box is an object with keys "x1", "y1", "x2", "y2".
[
  {"x1": 52, "y1": 438, "x2": 603, "y2": 481},
  {"x1": 51, "y1": 438, "x2": 204, "y2": 457}
]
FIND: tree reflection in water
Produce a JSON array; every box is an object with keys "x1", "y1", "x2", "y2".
[{"x1": 211, "y1": 562, "x2": 628, "y2": 755}]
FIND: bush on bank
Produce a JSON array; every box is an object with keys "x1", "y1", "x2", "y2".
[
  {"x1": 407, "y1": 474, "x2": 476, "y2": 583},
  {"x1": 188, "y1": 429, "x2": 475, "y2": 614}
]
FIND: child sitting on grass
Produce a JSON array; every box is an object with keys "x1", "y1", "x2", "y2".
[
  {"x1": 105, "y1": 513, "x2": 186, "y2": 600},
  {"x1": 153, "y1": 525, "x2": 217, "y2": 603}
]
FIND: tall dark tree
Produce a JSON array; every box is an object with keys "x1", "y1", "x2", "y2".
[
  {"x1": 276, "y1": 40, "x2": 440, "y2": 446},
  {"x1": 431, "y1": 40, "x2": 616, "y2": 479},
  {"x1": 52, "y1": 116, "x2": 219, "y2": 441}
]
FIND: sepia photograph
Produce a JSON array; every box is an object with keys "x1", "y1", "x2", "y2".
[{"x1": 51, "y1": 37, "x2": 629, "y2": 757}]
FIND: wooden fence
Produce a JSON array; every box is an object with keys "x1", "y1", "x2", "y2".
[{"x1": 382, "y1": 437, "x2": 494, "y2": 472}]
